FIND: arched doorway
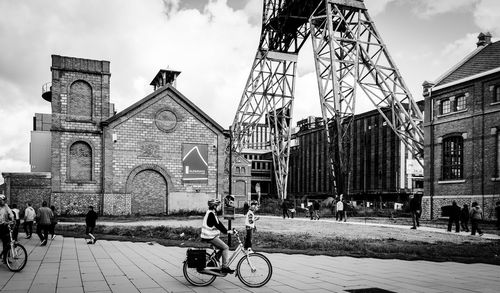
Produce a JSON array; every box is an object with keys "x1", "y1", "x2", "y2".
[{"x1": 130, "y1": 169, "x2": 167, "y2": 215}]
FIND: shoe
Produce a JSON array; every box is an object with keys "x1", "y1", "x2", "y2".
[
  {"x1": 221, "y1": 267, "x2": 235, "y2": 274},
  {"x1": 93, "y1": 239, "x2": 97, "y2": 244},
  {"x1": 87, "y1": 241, "x2": 93, "y2": 244},
  {"x1": 51, "y1": 235, "x2": 56, "y2": 240},
  {"x1": 410, "y1": 227, "x2": 416, "y2": 230}
]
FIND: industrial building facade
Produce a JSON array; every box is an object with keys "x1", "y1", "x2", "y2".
[
  {"x1": 287, "y1": 109, "x2": 421, "y2": 203},
  {"x1": 423, "y1": 33, "x2": 500, "y2": 219}
]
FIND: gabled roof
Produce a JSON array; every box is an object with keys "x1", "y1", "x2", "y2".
[
  {"x1": 103, "y1": 85, "x2": 226, "y2": 135},
  {"x1": 435, "y1": 40, "x2": 500, "y2": 87}
]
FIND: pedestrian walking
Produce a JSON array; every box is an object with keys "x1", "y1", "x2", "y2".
[
  {"x1": 409, "y1": 194, "x2": 421, "y2": 229},
  {"x1": 308, "y1": 202, "x2": 314, "y2": 220},
  {"x1": 36, "y1": 201, "x2": 53, "y2": 246},
  {"x1": 85, "y1": 205, "x2": 98, "y2": 244},
  {"x1": 470, "y1": 201, "x2": 483, "y2": 236},
  {"x1": 447, "y1": 201, "x2": 460, "y2": 233},
  {"x1": 0, "y1": 194, "x2": 14, "y2": 264},
  {"x1": 49, "y1": 205, "x2": 58, "y2": 240},
  {"x1": 11, "y1": 204, "x2": 20, "y2": 242},
  {"x1": 281, "y1": 200, "x2": 289, "y2": 219},
  {"x1": 23, "y1": 203, "x2": 36, "y2": 239},
  {"x1": 342, "y1": 199, "x2": 348, "y2": 222},
  {"x1": 313, "y1": 200, "x2": 320, "y2": 220},
  {"x1": 460, "y1": 204, "x2": 470, "y2": 232},
  {"x1": 495, "y1": 201, "x2": 500, "y2": 229},
  {"x1": 336, "y1": 198, "x2": 344, "y2": 221}
]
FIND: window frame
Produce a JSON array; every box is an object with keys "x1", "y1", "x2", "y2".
[
  {"x1": 440, "y1": 99, "x2": 451, "y2": 115},
  {"x1": 442, "y1": 135, "x2": 464, "y2": 181},
  {"x1": 455, "y1": 95, "x2": 466, "y2": 111}
]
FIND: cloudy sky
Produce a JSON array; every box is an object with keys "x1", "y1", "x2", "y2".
[{"x1": 1, "y1": 0, "x2": 499, "y2": 182}]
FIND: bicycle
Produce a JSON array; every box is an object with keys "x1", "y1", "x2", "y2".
[
  {"x1": 183, "y1": 229, "x2": 272, "y2": 288},
  {"x1": 1, "y1": 224, "x2": 28, "y2": 272}
]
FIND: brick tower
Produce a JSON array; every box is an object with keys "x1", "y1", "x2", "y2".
[{"x1": 47, "y1": 55, "x2": 111, "y2": 214}]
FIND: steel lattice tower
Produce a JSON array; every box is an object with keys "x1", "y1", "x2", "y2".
[{"x1": 231, "y1": 0, "x2": 423, "y2": 200}]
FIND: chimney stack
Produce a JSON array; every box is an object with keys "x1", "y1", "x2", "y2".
[
  {"x1": 150, "y1": 69, "x2": 181, "y2": 91},
  {"x1": 476, "y1": 32, "x2": 492, "y2": 47}
]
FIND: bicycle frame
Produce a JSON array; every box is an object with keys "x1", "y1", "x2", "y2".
[{"x1": 201, "y1": 232, "x2": 255, "y2": 276}]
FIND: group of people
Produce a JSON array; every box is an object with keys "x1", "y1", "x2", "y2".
[
  {"x1": 0, "y1": 195, "x2": 99, "y2": 255},
  {"x1": 446, "y1": 201, "x2": 485, "y2": 236}
]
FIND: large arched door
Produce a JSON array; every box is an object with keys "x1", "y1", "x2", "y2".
[{"x1": 130, "y1": 169, "x2": 167, "y2": 215}]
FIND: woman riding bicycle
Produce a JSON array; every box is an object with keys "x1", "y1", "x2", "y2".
[
  {"x1": 0, "y1": 194, "x2": 14, "y2": 264},
  {"x1": 201, "y1": 198, "x2": 234, "y2": 274}
]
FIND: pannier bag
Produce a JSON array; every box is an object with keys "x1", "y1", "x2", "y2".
[{"x1": 186, "y1": 248, "x2": 206, "y2": 269}]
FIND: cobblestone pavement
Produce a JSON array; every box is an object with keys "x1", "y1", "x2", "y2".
[{"x1": 0, "y1": 233, "x2": 499, "y2": 293}]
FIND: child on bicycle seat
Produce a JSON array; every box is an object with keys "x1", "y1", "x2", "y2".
[
  {"x1": 201, "y1": 198, "x2": 235, "y2": 274},
  {"x1": 244, "y1": 200, "x2": 259, "y2": 251}
]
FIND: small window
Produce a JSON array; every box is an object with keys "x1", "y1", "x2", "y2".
[
  {"x1": 495, "y1": 86, "x2": 500, "y2": 102},
  {"x1": 456, "y1": 95, "x2": 466, "y2": 111},
  {"x1": 441, "y1": 99, "x2": 451, "y2": 115}
]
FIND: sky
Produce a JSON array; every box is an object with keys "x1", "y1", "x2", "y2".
[{"x1": 1, "y1": 0, "x2": 500, "y2": 183}]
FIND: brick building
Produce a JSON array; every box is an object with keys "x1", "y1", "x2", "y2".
[
  {"x1": 3, "y1": 55, "x2": 228, "y2": 215},
  {"x1": 423, "y1": 33, "x2": 500, "y2": 219},
  {"x1": 288, "y1": 108, "x2": 421, "y2": 203}
]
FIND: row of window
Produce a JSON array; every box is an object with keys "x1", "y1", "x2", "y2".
[
  {"x1": 439, "y1": 85, "x2": 500, "y2": 116},
  {"x1": 439, "y1": 95, "x2": 466, "y2": 115}
]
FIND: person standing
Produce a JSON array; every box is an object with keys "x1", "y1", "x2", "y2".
[
  {"x1": 0, "y1": 195, "x2": 14, "y2": 264},
  {"x1": 495, "y1": 201, "x2": 500, "y2": 230},
  {"x1": 49, "y1": 205, "x2": 58, "y2": 240},
  {"x1": 313, "y1": 200, "x2": 320, "y2": 220},
  {"x1": 470, "y1": 201, "x2": 483, "y2": 236},
  {"x1": 308, "y1": 202, "x2": 314, "y2": 220},
  {"x1": 447, "y1": 201, "x2": 461, "y2": 233},
  {"x1": 336, "y1": 198, "x2": 344, "y2": 221},
  {"x1": 11, "y1": 204, "x2": 20, "y2": 242},
  {"x1": 85, "y1": 206, "x2": 98, "y2": 244},
  {"x1": 281, "y1": 200, "x2": 289, "y2": 219},
  {"x1": 460, "y1": 204, "x2": 470, "y2": 232},
  {"x1": 244, "y1": 200, "x2": 260, "y2": 251},
  {"x1": 36, "y1": 201, "x2": 53, "y2": 246},
  {"x1": 409, "y1": 194, "x2": 421, "y2": 229},
  {"x1": 24, "y1": 203, "x2": 36, "y2": 239}
]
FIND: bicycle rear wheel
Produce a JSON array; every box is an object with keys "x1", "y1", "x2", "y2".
[
  {"x1": 236, "y1": 252, "x2": 272, "y2": 287},
  {"x1": 183, "y1": 253, "x2": 217, "y2": 286},
  {"x1": 6, "y1": 243, "x2": 27, "y2": 272}
]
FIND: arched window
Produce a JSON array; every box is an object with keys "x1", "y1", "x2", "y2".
[
  {"x1": 442, "y1": 136, "x2": 463, "y2": 180},
  {"x1": 69, "y1": 141, "x2": 92, "y2": 181},
  {"x1": 69, "y1": 80, "x2": 92, "y2": 118}
]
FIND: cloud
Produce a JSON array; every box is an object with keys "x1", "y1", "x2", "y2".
[
  {"x1": 364, "y1": 0, "x2": 398, "y2": 16},
  {"x1": 413, "y1": 0, "x2": 478, "y2": 18},
  {"x1": 473, "y1": 0, "x2": 500, "y2": 36}
]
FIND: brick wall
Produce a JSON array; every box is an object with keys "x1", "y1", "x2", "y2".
[
  {"x1": 424, "y1": 73, "x2": 500, "y2": 219},
  {"x1": 2, "y1": 173, "x2": 51, "y2": 210}
]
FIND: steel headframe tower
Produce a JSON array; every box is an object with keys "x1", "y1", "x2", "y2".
[{"x1": 231, "y1": 0, "x2": 423, "y2": 200}]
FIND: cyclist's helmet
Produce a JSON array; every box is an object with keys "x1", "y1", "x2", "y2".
[
  {"x1": 0, "y1": 194, "x2": 5, "y2": 200},
  {"x1": 250, "y1": 200, "x2": 259, "y2": 206},
  {"x1": 208, "y1": 198, "x2": 221, "y2": 208}
]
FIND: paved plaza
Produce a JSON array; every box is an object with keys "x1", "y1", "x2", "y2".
[{"x1": 0, "y1": 233, "x2": 499, "y2": 293}]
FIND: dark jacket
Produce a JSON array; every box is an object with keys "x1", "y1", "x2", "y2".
[
  {"x1": 449, "y1": 204, "x2": 461, "y2": 220},
  {"x1": 85, "y1": 210, "x2": 98, "y2": 227},
  {"x1": 409, "y1": 197, "x2": 421, "y2": 212},
  {"x1": 460, "y1": 207, "x2": 469, "y2": 222}
]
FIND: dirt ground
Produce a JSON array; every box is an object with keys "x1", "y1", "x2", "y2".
[{"x1": 86, "y1": 215, "x2": 500, "y2": 245}]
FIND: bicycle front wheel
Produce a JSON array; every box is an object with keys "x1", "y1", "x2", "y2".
[
  {"x1": 183, "y1": 253, "x2": 217, "y2": 287},
  {"x1": 6, "y1": 243, "x2": 27, "y2": 272},
  {"x1": 236, "y1": 252, "x2": 272, "y2": 287}
]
